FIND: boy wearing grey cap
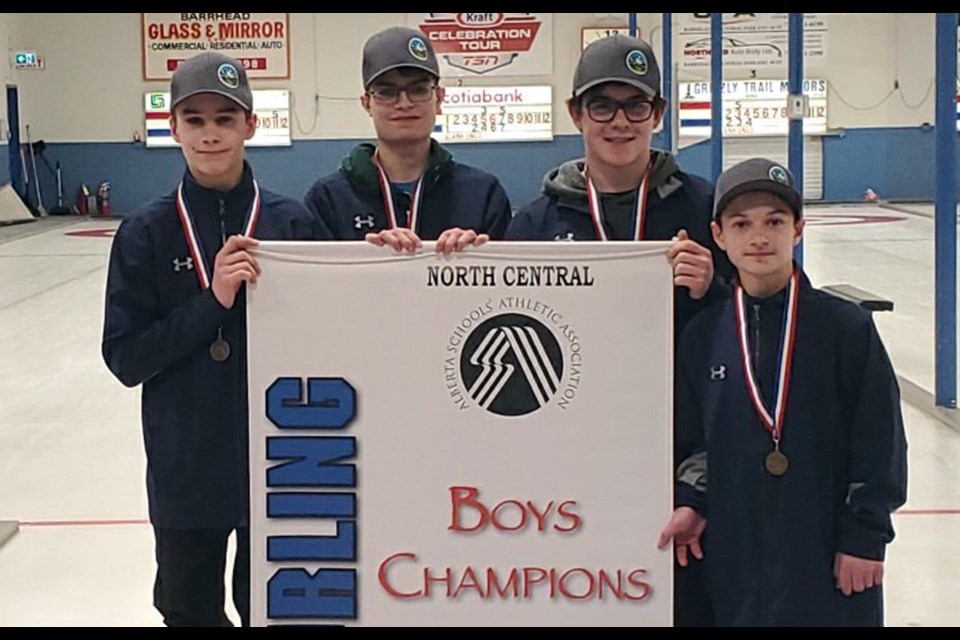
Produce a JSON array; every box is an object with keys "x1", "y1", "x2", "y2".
[
  {"x1": 659, "y1": 158, "x2": 907, "y2": 626},
  {"x1": 506, "y1": 34, "x2": 724, "y2": 626},
  {"x1": 506, "y1": 34, "x2": 729, "y2": 336},
  {"x1": 304, "y1": 26, "x2": 512, "y2": 254},
  {"x1": 102, "y1": 52, "x2": 319, "y2": 626}
]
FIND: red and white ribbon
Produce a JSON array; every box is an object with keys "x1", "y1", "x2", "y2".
[
  {"x1": 734, "y1": 269, "x2": 800, "y2": 443},
  {"x1": 585, "y1": 168, "x2": 649, "y2": 241},
  {"x1": 374, "y1": 150, "x2": 423, "y2": 233},
  {"x1": 175, "y1": 180, "x2": 261, "y2": 290}
]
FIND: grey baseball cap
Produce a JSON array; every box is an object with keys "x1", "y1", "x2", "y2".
[
  {"x1": 714, "y1": 158, "x2": 803, "y2": 219},
  {"x1": 573, "y1": 34, "x2": 661, "y2": 99},
  {"x1": 170, "y1": 52, "x2": 253, "y2": 112},
  {"x1": 363, "y1": 27, "x2": 440, "y2": 89}
]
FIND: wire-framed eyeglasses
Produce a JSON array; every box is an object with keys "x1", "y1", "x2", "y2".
[{"x1": 367, "y1": 82, "x2": 438, "y2": 105}]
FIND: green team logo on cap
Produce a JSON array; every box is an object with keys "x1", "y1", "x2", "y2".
[
  {"x1": 769, "y1": 165, "x2": 789, "y2": 184},
  {"x1": 218, "y1": 63, "x2": 240, "y2": 89},
  {"x1": 409, "y1": 37, "x2": 429, "y2": 62},
  {"x1": 626, "y1": 50, "x2": 648, "y2": 76}
]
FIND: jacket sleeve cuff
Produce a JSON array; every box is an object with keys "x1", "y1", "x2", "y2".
[
  {"x1": 186, "y1": 288, "x2": 232, "y2": 339},
  {"x1": 702, "y1": 274, "x2": 730, "y2": 304},
  {"x1": 837, "y1": 536, "x2": 887, "y2": 562},
  {"x1": 675, "y1": 483, "x2": 707, "y2": 516},
  {"x1": 199, "y1": 287, "x2": 232, "y2": 317}
]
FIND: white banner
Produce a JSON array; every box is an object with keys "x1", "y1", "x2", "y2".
[
  {"x1": 142, "y1": 13, "x2": 290, "y2": 80},
  {"x1": 247, "y1": 242, "x2": 674, "y2": 626},
  {"x1": 409, "y1": 13, "x2": 553, "y2": 76}
]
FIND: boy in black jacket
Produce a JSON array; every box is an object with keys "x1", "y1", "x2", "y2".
[
  {"x1": 506, "y1": 34, "x2": 724, "y2": 625},
  {"x1": 304, "y1": 26, "x2": 512, "y2": 254},
  {"x1": 658, "y1": 158, "x2": 908, "y2": 626},
  {"x1": 102, "y1": 52, "x2": 320, "y2": 626},
  {"x1": 505, "y1": 34, "x2": 729, "y2": 337}
]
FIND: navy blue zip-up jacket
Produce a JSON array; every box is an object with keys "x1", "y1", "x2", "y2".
[
  {"x1": 303, "y1": 141, "x2": 512, "y2": 240},
  {"x1": 505, "y1": 151, "x2": 732, "y2": 336},
  {"x1": 675, "y1": 271, "x2": 908, "y2": 626},
  {"x1": 102, "y1": 164, "x2": 320, "y2": 529}
]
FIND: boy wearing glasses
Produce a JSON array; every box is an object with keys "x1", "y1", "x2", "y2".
[
  {"x1": 304, "y1": 26, "x2": 512, "y2": 254},
  {"x1": 506, "y1": 35, "x2": 728, "y2": 334},
  {"x1": 506, "y1": 34, "x2": 724, "y2": 627}
]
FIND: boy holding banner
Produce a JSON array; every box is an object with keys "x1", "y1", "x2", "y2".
[
  {"x1": 659, "y1": 158, "x2": 907, "y2": 626},
  {"x1": 505, "y1": 34, "x2": 729, "y2": 335},
  {"x1": 102, "y1": 52, "x2": 319, "y2": 626},
  {"x1": 505, "y1": 33, "x2": 723, "y2": 626},
  {"x1": 304, "y1": 26, "x2": 512, "y2": 254}
]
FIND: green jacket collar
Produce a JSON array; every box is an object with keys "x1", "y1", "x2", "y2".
[{"x1": 339, "y1": 140, "x2": 454, "y2": 195}]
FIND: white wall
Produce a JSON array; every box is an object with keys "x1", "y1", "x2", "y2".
[
  {"x1": 0, "y1": 13, "x2": 943, "y2": 143},
  {"x1": 893, "y1": 13, "x2": 936, "y2": 126},
  {"x1": 8, "y1": 13, "x2": 144, "y2": 143},
  {"x1": 824, "y1": 13, "x2": 935, "y2": 129},
  {"x1": 5, "y1": 12, "x2": 626, "y2": 143}
]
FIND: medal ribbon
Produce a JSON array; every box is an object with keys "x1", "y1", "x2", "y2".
[
  {"x1": 734, "y1": 270, "x2": 800, "y2": 444},
  {"x1": 585, "y1": 167, "x2": 649, "y2": 241},
  {"x1": 374, "y1": 149, "x2": 423, "y2": 233},
  {"x1": 175, "y1": 180, "x2": 261, "y2": 290}
]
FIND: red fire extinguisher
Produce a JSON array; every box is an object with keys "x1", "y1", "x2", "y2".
[
  {"x1": 76, "y1": 184, "x2": 90, "y2": 216},
  {"x1": 96, "y1": 181, "x2": 111, "y2": 217}
]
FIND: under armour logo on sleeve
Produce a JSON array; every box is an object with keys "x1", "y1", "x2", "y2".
[
  {"x1": 172, "y1": 257, "x2": 195, "y2": 273},
  {"x1": 710, "y1": 365, "x2": 727, "y2": 381},
  {"x1": 553, "y1": 232, "x2": 576, "y2": 242},
  {"x1": 354, "y1": 215, "x2": 376, "y2": 229}
]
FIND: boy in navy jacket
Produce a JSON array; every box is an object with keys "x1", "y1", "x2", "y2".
[
  {"x1": 102, "y1": 52, "x2": 320, "y2": 626},
  {"x1": 506, "y1": 35, "x2": 724, "y2": 625},
  {"x1": 505, "y1": 35, "x2": 730, "y2": 338},
  {"x1": 658, "y1": 158, "x2": 908, "y2": 626},
  {"x1": 304, "y1": 26, "x2": 511, "y2": 254}
]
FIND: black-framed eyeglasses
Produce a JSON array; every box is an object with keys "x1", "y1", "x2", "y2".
[
  {"x1": 586, "y1": 97, "x2": 658, "y2": 123},
  {"x1": 367, "y1": 81, "x2": 437, "y2": 105}
]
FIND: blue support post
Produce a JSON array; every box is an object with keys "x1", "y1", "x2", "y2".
[
  {"x1": 663, "y1": 13, "x2": 674, "y2": 155},
  {"x1": 935, "y1": 13, "x2": 957, "y2": 408},
  {"x1": 789, "y1": 13, "x2": 805, "y2": 266},
  {"x1": 711, "y1": 13, "x2": 723, "y2": 181},
  {"x1": 629, "y1": 13, "x2": 637, "y2": 37}
]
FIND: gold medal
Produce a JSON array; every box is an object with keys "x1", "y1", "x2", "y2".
[
  {"x1": 765, "y1": 450, "x2": 789, "y2": 477},
  {"x1": 210, "y1": 336, "x2": 231, "y2": 363}
]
